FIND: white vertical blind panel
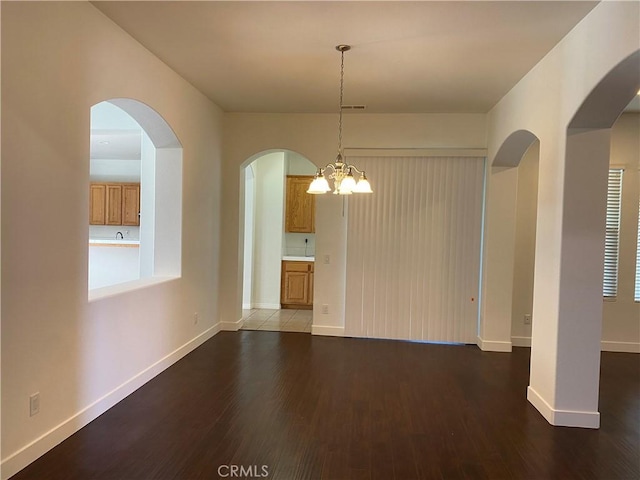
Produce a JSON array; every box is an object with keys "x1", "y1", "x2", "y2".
[{"x1": 345, "y1": 156, "x2": 485, "y2": 344}]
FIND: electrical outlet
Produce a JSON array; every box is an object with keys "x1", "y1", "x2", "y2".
[
  {"x1": 524, "y1": 314, "x2": 532, "y2": 325},
  {"x1": 193, "y1": 312, "x2": 199, "y2": 325},
  {"x1": 29, "y1": 392, "x2": 40, "y2": 417},
  {"x1": 321, "y1": 304, "x2": 329, "y2": 314},
  {"x1": 323, "y1": 255, "x2": 330, "y2": 264}
]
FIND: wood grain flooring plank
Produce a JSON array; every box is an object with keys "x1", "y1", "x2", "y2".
[{"x1": 9, "y1": 332, "x2": 639, "y2": 480}]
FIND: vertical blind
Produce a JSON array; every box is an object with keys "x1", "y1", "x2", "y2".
[
  {"x1": 635, "y1": 197, "x2": 640, "y2": 302},
  {"x1": 344, "y1": 156, "x2": 485, "y2": 344},
  {"x1": 603, "y1": 169, "x2": 624, "y2": 298}
]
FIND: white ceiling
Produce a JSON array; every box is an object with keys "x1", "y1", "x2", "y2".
[
  {"x1": 90, "y1": 130, "x2": 142, "y2": 160},
  {"x1": 91, "y1": 1, "x2": 602, "y2": 114},
  {"x1": 90, "y1": 101, "x2": 143, "y2": 160}
]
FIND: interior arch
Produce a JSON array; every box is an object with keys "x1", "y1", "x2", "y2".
[
  {"x1": 492, "y1": 129, "x2": 539, "y2": 168},
  {"x1": 568, "y1": 50, "x2": 640, "y2": 129}
]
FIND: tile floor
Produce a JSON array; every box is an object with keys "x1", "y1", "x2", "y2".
[{"x1": 240, "y1": 308, "x2": 312, "y2": 333}]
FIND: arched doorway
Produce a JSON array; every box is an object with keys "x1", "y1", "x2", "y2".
[{"x1": 239, "y1": 150, "x2": 317, "y2": 333}]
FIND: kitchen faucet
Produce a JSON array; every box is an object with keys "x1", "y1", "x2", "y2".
[{"x1": 116, "y1": 232, "x2": 124, "y2": 239}]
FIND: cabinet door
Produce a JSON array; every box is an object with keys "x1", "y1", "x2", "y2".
[
  {"x1": 89, "y1": 184, "x2": 106, "y2": 225},
  {"x1": 122, "y1": 184, "x2": 140, "y2": 226},
  {"x1": 105, "y1": 184, "x2": 123, "y2": 225},
  {"x1": 308, "y1": 272, "x2": 314, "y2": 305},
  {"x1": 282, "y1": 271, "x2": 309, "y2": 305},
  {"x1": 285, "y1": 176, "x2": 315, "y2": 233}
]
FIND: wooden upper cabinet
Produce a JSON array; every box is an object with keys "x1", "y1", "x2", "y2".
[
  {"x1": 89, "y1": 184, "x2": 107, "y2": 225},
  {"x1": 89, "y1": 182, "x2": 140, "y2": 226},
  {"x1": 122, "y1": 184, "x2": 140, "y2": 226},
  {"x1": 285, "y1": 175, "x2": 315, "y2": 233},
  {"x1": 105, "y1": 184, "x2": 123, "y2": 225}
]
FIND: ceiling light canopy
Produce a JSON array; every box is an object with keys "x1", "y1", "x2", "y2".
[{"x1": 307, "y1": 45, "x2": 372, "y2": 195}]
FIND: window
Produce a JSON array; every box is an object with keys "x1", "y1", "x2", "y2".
[
  {"x1": 635, "y1": 197, "x2": 640, "y2": 302},
  {"x1": 603, "y1": 168, "x2": 623, "y2": 298}
]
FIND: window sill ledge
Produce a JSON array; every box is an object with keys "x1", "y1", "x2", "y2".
[{"x1": 89, "y1": 276, "x2": 180, "y2": 302}]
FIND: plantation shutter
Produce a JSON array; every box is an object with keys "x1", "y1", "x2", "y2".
[{"x1": 603, "y1": 169, "x2": 623, "y2": 298}]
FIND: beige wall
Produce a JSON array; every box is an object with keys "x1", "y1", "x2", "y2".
[
  {"x1": 221, "y1": 113, "x2": 487, "y2": 334},
  {"x1": 1, "y1": 3, "x2": 223, "y2": 477}
]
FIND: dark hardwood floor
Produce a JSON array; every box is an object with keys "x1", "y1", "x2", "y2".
[{"x1": 11, "y1": 331, "x2": 640, "y2": 480}]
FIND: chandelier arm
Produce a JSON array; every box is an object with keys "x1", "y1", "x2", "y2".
[{"x1": 346, "y1": 164, "x2": 365, "y2": 175}]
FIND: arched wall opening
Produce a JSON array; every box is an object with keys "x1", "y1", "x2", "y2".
[
  {"x1": 479, "y1": 129, "x2": 539, "y2": 352},
  {"x1": 560, "y1": 48, "x2": 640, "y2": 353},
  {"x1": 239, "y1": 149, "x2": 317, "y2": 330},
  {"x1": 509, "y1": 140, "x2": 541, "y2": 347},
  {"x1": 525, "y1": 49, "x2": 639, "y2": 428},
  {"x1": 88, "y1": 98, "x2": 183, "y2": 299}
]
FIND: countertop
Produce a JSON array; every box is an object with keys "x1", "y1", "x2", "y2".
[
  {"x1": 89, "y1": 239, "x2": 140, "y2": 247},
  {"x1": 282, "y1": 255, "x2": 315, "y2": 262}
]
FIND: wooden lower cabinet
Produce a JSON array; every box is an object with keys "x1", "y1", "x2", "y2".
[{"x1": 281, "y1": 260, "x2": 314, "y2": 309}]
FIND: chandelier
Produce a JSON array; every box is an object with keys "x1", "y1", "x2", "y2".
[{"x1": 307, "y1": 45, "x2": 372, "y2": 195}]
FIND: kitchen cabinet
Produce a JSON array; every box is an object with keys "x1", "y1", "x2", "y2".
[
  {"x1": 89, "y1": 184, "x2": 107, "y2": 225},
  {"x1": 285, "y1": 175, "x2": 315, "y2": 233},
  {"x1": 105, "y1": 184, "x2": 122, "y2": 225},
  {"x1": 281, "y1": 260, "x2": 314, "y2": 309},
  {"x1": 122, "y1": 184, "x2": 141, "y2": 226},
  {"x1": 90, "y1": 182, "x2": 140, "y2": 226}
]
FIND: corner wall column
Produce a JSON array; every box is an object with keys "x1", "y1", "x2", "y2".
[{"x1": 527, "y1": 129, "x2": 610, "y2": 428}]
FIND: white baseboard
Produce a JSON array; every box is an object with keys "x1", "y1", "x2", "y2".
[
  {"x1": 311, "y1": 325, "x2": 345, "y2": 337},
  {"x1": 252, "y1": 302, "x2": 280, "y2": 309},
  {"x1": 221, "y1": 317, "x2": 244, "y2": 331},
  {"x1": 476, "y1": 336, "x2": 512, "y2": 352},
  {"x1": 527, "y1": 386, "x2": 600, "y2": 429},
  {"x1": 511, "y1": 337, "x2": 639, "y2": 353},
  {"x1": 0, "y1": 324, "x2": 220, "y2": 480},
  {"x1": 600, "y1": 341, "x2": 640, "y2": 353},
  {"x1": 511, "y1": 336, "x2": 532, "y2": 347},
  {"x1": 242, "y1": 303, "x2": 252, "y2": 310}
]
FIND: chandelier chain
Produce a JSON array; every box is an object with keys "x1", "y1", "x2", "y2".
[{"x1": 338, "y1": 48, "x2": 345, "y2": 156}]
